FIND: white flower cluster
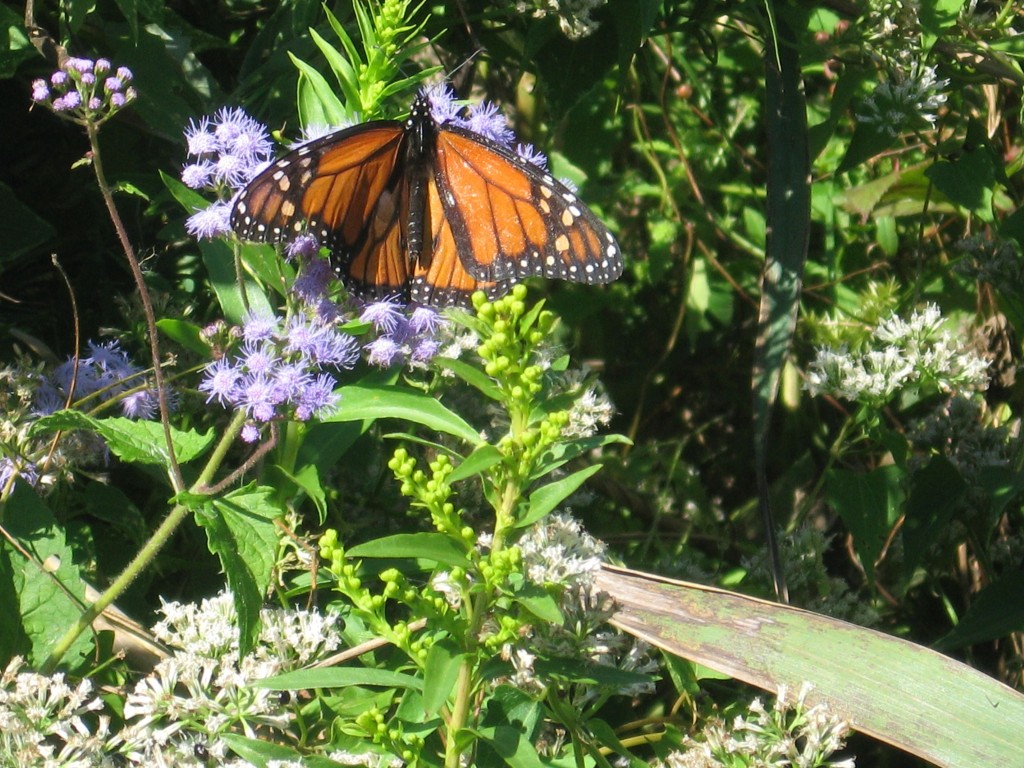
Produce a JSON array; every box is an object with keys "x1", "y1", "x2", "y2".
[
  {"x1": 0, "y1": 592, "x2": 343, "y2": 767},
  {"x1": 515, "y1": 0, "x2": 608, "y2": 38},
  {"x1": 805, "y1": 304, "x2": 989, "y2": 404},
  {"x1": 505, "y1": 514, "x2": 659, "y2": 702},
  {"x1": 654, "y1": 683, "x2": 855, "y2": 768},
  {"x1": 856, "y1": 62, "x2": 949, "y2": 136}
]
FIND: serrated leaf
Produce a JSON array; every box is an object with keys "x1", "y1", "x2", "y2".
[
  {"x1": 348, "y1": 534, "x2": 470, "y2": 568},
  {"x1": 31, "y1": 410, "x2": 215, "y2": 466},
  {"x1": 2, "y1": 484, "x2": 93, "y2": 668},
  {"x1": 515, "y1": 464, "x2": 603, "y2": 528},
  {"x1": 326, "y1": 385, "x2": 482, "y2": 444},
  {"x1": 197, "y1": 486, "x2": 282, "y2": 655}
]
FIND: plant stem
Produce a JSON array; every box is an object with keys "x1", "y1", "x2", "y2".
[
  {"x1": 85, "y1": 120, "x2": 185, "y2": 494},
  {"x1": 41, "y1": 410, "x2": 247, "y2": 673}
]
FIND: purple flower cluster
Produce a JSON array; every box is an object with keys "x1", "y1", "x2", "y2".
[
  {"x1": 424, "y1": 84, "x2": 547, "y2": 170},
  {"x1": 199, "y1": 311, "x2": 359, "y2": 442},
  {"x1": 31, "y1": 57, "x2": 136, "y2": 126},
  {"x1": 34, "y1": 340, "x2": 160, "y2": 419},
  {"x1": 181, "y1": 108, "x2": 274, "y2": 239},
  {"x1": 360, "y1": 299, "x2": 446, "y2": 368}
]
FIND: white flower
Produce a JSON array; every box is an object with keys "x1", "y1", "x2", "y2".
[{"x1": 518, "y1": 512, "x2": 606, "y2": 588}]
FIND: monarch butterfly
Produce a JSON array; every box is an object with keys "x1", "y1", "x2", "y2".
[{"x1": 230, "y1": 89, "x2": 622, "y2": 308}]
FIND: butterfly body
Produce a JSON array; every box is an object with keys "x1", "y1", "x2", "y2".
[{"x1": 231, "y1": 92, "x2": 621, "y2": 307}]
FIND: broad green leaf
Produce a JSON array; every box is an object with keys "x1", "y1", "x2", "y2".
[
  {"x1": 220, "y1": 733, "x2": 301, "y2": 764},
  {"x1": 535, "y1": 656, "x2": 654, "y2": 689},
  {"x1": 422, "y1": 639, "x2": 466, "y2": 716},
  {"x1": 919, "y1": 0, "x2": 966, "y2": 48},
  {"x1": 838, "y1": 121, "x2": 898, "y2": 174},
  {"x1": 473, "y1": 724, "x2": 546, "y2": 768},
  {"x1": 156, "y1": 318, "x2": 209, "y2": 356},
  {"x1": 514, "y1": 586, "x2": 563, "y2": 624},
  {"x1": 326, "y1": 385, "x2": 482, "y2": 444},
  {"x1": 903, "y1": 456, "x2": 966, "y2": 578},
  {"x1": 925, "y1": 149, "x2": 996, "y2": 219},
  {"x1": 0, "y1": 180, "x2": 55, "y2": 259},
  {"x1": 825, "y1": 465, "x2": 904, "y2": 583},
  {"x1": 261, "y1": 667, "x2": 423, "y2": 691},
  {"x1": 597, "y1": 565, "x2": 1024, "y2": 768},
  {"x1": 348, "y1": 533, "x2": 471, "y2": 568},
  {"x1": 31, "y1": 410, "x2": 215, "y2": 466},
  {"x1": 515, "y1": 464, "x2": 603, "y2": 528},
  {"x1": 197, "y1": 486, "x2": 282, "y2": 655},
  {"x1": 935, "y1": 571, "x2": 1024, "y2": 650},
  {"x1": 2, "y1": 484, "x2": 92, "y2": 668}
]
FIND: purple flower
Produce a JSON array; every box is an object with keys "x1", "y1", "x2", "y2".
[
  {"x1": 0, "y1": 458, "x2": 39, "y2": 489},
  {"x1": 292, "y1": 258, "x2": 332, "y2": 304},
  {"x1": 409, "y1": 307, "x2": 444, "y2": 335},
  {"x1": 181, "y1": 161, "x2": 215, "y2": 189},
  {"x1": 68, "y1": 57, "x2": 94, "y2": 73},
  {"x1": 186, "y1": 201, "x2": 232, "y2": 239},
  {"x1": 110, "y1": 93, "x2": 126, "y2": 108},
  {"x1": 360, "y1": 299, "x2": 405, "y2": 334},
  {"x1": 366, "y1": 336, "x2": 403, "y2": 367},
  {"x1": 116, "y1": 66, "x2": 133, "y2": 82},
  {"x1": 295, "y1": 373, "x2": 339, "y2": 420},
  {"x1": 50, "y1": 71, "x2": 67, "y2": 86},
  {"x1": 104, "y1": 76, "x2": 123, "y2": 93},
  {"x1": 284, "y1": 233, "x2": 320, "y2": 261},
  {"x1": 240, "y1": 340, "x2": 278, "y2": 376},
  {"x1": 426, "y1": 83, "x2": 461, "y2": 125},
  {"x1": 516, "y1": 143, "x2": 548, "y2": 169},
  {"x1": 95, "y1": 59, "x2": 111, "y2": 74},
  {"x1": 200, "y1": 358, "x2": 242, "y2": 405},
  {"x1": 80, "y1": 72, "x2": 96, "y2": 86},
  {"x1": 274, "y1": 362, "x2": 312, "y2": 401},
  {"x1": 34, "y1": 382, "x2": 64, "y2": 415},
  {"x1": 214, "y1": 152, "x2": 248, "y2": 187},
  {"x1": 241, "y1": 423, "x2": 261, "y2": 443},
  {"x1": 242, "y1": 311, "x2": 280, "y2": 342},
  {"x1": 88, "y1": 97, "x2": 102, "y2": 110},
  {"x1": 412, "y1": 338, "x2": 441, "y2": 363},
  {"x1": 239, "y1": 374, "x2": 282, "y2": 422},
  {"x1": 121, "y1": 389, "x2": 158, "y2": 419},
  {"x1": 31, "y1": 79, "x2": 49, "y2": 102},
  {"x1": 466, "y1": 101, "x2": 513, "y2": 145}
]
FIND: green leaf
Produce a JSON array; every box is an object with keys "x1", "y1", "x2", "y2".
[
  {"x1": 203, "y1": 239, "x2": 276, "y2": 324},
  {"x1": 0, "y1": 180, "x2": 55, "y2": 260},
  {"x1": 936, "y1": 571, "x2": 1024, "y2": 650},
  {"x1": 825, "y1": 466, "x2": 904, "y2": 583},
  {"x1": 422, "y1": 639, "x2": 466, "y2": 716},
  {"x1": 2, "y1": 484, "x2": 93, "y2": 668},
  {"x1": 291, "y1": 52, "x2": 350, "y2": 128},
  {"x1": 156, "y1": 319, "x2": 209, "y2": 356},
  {"x1": 925, "y1": 148, "x2": 996, "y2": 218},
  {"x1": 433, "y1": 357, "x2": 503, "y2": 401},
  {"x1": 513, "y1": 587, "x2": 564, "y2": 624},
  {"x1": 220, "y1": 733, "x2": 301, "y2": 765},
  {"x1": 31, "y1": 411, "x2": 215, "y2": 466},
  {"x1": 449, "y1": 445, "x2": 503, "y2": 483},
  {"x1": 260, "y1": 666, "x2": 423, "y2": 691},
  {"x1": 348, "y1": 534, "x2": 471, "y2": 568},
  {"x1": 269, "y1": 463, "x2": 327, "y2": 522},
  {"x1": 515, "y1": 464, "x2": 603, "y2": 528},
  {"x1": 326, "y1": 385, "x2": 482, "y2": 444},
  {"x1": 919, "y1": 0, "x2": 966, "y2": 48},
  {"x1": 473, "y1": 724, "x2": 546, "y2": 768},
  {"x1": 197, "y1": 486, "x2": 282, "y2": 655},
  {"x1": 532, "y1": 433, "x2": 632, "y2": 477},
  {"x1": 903, "y1": 456, "x2": 967, "y2": 578},
  {"x1": 598, "y1": 565, "x2": 1024, "y2": 768},
  {"x1": 839, "y1": 121, "x2": 898, "y2": 174}
]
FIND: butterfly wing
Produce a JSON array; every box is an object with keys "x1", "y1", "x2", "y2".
[
  {"x1": 432, "y1": 125, "x2": 622, "y2": 286},
  {"x1": 231, "y1": 121, "x2": 414, "y2": 298},
  {"x1": 407, "y1": 173, "x2": 513, "y2": 307}
]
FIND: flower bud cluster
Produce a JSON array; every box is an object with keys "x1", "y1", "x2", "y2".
[{"x1": 31, "y1": 56, "x2": 136, "y2": 125}]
